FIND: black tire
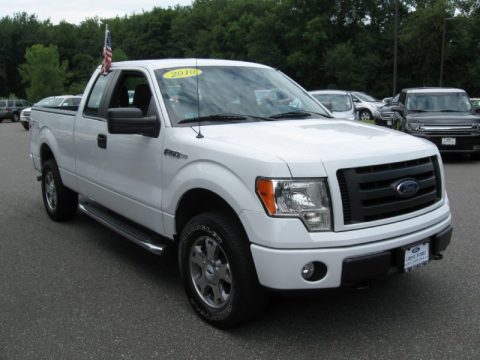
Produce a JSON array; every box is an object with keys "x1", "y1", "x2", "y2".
[
  {"x1": 179, "y1": 212, "x2": 269, "y2": 328},
  {"x1": 11, "y1": 112, "x2": 20, "y2": 122},
  {"x1": 21, "y1": 122, "x2": 29, "y2": 130},
  {"x1": 359, "y1": 109, "x2": 372, "y2": 121},
  {"x1": 41, "y1": 159, "x2": 78, "y2": 221},
  {"x1": 0, "y1": 118, "x2": 3, "y2": 123}
]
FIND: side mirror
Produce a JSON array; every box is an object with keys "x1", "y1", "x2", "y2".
[
  {"x1": 107, "y1": 107, "x2": 159, "y2": 137},
  {"x1": 391, "y1": 105, "x2": 402, "y2": 112}
]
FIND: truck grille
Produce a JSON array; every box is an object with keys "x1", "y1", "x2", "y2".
[{"x1": 337, "y1": 156, "x2": 441, "y2": 224}]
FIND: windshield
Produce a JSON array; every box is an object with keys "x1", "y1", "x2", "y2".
[
  {"x1": 35, "y1": 97, "x2": 66, "y2": 107},
  {"x1": 406, "y1": 92, "x2": 472, "y2": 112},
  {"x1": 312, "y1": 94, "x2": 352, "y2": 112},
  {"x1": 352, "y1": 92, "x2": 378, "y2": 102},
  {"x1": 155, "y1": 66, "x2": 330, "y2": 126}
]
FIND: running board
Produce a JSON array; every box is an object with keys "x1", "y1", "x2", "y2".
[{"x1": 78, "y1": 199, "x2": 170, "y2": 255}]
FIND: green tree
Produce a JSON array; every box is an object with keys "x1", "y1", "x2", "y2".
[{"x1": 18, "y1": 44, "x2": 68, "y2": 101}]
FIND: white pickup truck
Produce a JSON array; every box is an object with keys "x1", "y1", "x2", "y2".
[{"x1": 30, "y1": 59, "x2": 452, "y2": 328}]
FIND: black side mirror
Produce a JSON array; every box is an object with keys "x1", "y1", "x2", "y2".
[
  {"x1": 391, "y1": 105, "x2": 402, "y2": 112},
  {"x1": 107, "y1": 107, "x2": 159, "y2": 137}
]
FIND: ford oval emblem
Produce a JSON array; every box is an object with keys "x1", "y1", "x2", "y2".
[
  {"x1": 393, "y1": 178, "x2": 419, "y2": 198},
  {"x1": 412, "y1": 246, "x2": 420, "y2": 253}
]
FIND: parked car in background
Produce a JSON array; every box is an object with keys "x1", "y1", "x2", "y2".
[
  {"x1": 350, "y1": 91, "x2": 384, "y2": 121},
  {"x1": 471, "y1": 98, "x2": 480, "y2": 114},
  {"x1": 20, "y1": 95, "x2": 82, "y2": 130},
  {"x1": 393, "y1": 88, "x2": 480, "y2": 156},
  {"x1": 0, "y1": 98, "x2": 31, "y2": 123},
  {"x1": 375, "y1": 94, "x2": 400, "y2": 128},
  {"x1": 310, "y1": 90, "x2": 356, "y2": 120}
]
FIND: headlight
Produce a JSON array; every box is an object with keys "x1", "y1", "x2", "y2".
[
  {"x1": 256, "y1": 178, "x2": 332, "y2": 231},
  {"x1": 405, "y1": 122, "x2": 421, "y2": 131}
]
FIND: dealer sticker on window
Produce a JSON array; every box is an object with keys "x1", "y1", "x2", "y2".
[
  {"x1": 442, "y1": 137, "x2": 456, "y2": 146},
  {"x1": 404, "y1": 242, "x2": 430, "y2": 272}
]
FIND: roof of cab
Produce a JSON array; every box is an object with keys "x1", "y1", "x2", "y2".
[{"x1": 109, "y1": 58, "x2": 272, "y2": 70}]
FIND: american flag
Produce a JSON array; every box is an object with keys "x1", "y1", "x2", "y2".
[{"x1": 101, "y1": 27, "x2": 112, "y2": 75}]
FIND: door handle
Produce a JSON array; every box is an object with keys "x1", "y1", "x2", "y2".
[{"x1": 97, "y1": 134, "x2": 107, "y2": 149}]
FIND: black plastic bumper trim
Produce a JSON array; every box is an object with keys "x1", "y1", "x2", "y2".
[{"x1": 341, "y1": 226, "x2": 453, "y2": 284}]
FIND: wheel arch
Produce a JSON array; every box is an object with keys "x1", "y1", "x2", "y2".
[
  {"x1": 174, "y1": 188, "x2": 248, "y2": 241},
  {"x1": 40, "y1": 143, "x2": 56, "y2": 166}
]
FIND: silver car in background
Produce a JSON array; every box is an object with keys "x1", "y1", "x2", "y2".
[
  {"x1": 309, "y1": 90, "x2": 356, "y2": 121},
  {"x1": 350, "y1": 91, "x2": 384, "y2": 121},
  {"x1": 20, "y1": 95, "x2": 82, "y2": 130}
]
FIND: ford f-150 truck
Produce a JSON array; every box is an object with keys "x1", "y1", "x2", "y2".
[{"x1": 30, "y1": 59, "x2": 452, "y2": 328}]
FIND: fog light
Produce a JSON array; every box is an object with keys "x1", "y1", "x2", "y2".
[{"x1": 301, "y1": 262, "x2": 315, "y2": 280}]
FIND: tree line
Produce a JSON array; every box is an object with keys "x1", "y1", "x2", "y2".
[{"x1": 0, "y1": 0, "x2": 479, "y2": 102}]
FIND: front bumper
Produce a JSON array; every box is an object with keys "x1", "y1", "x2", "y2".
[
  {"x1": 250, "y1": 212, "x2": 451, "y2": 290},
  {"x1": 407, "y1": 132, "x2": 480, "y2": 153}
]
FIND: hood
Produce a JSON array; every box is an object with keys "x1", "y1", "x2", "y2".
[
  {"x1": 407, "y1": 111, "x2": 480, "y2": 125},
  {"x1": 198, "y1": 119, "x2": 436, "y2": 177}
]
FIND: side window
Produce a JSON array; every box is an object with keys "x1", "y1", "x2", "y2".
[
  {"x1": 85, "y1": 73, "x2": 111, "y2": 118},
  {"x1": 109, "y1": 71, "x2": 154, "y2": 117}
]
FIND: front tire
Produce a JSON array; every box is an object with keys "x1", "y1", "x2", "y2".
[
  {"x1": 41, "y1": 159, "x2": 78, "y2": 221},
  {"x1": 21, "y1": 122, "x2": 29, "y2": 130},
  {"x1": 179, "y1": 212, "x2": 269, "y2": 328},
  {"x1": 359, "y1": 109, "x2": 372, "y2": 121}
]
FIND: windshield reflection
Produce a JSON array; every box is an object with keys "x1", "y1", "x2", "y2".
[
  {"x1": 406, "y1": 92, "x2": 472, "y2": 112},
  {"x1": 155, "y1": 66, "x2": 329, "y2": 125}
]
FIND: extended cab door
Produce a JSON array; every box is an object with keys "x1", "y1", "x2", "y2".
[{"x1": 74, "y1": 68, "x2": 165, "y2": 234}]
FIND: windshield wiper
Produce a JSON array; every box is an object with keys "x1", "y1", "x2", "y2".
[
  {"x1": 178, "y1": 113, "x2": 272, "y2": 124},
  {"x1": 439, "y1": 109, "x2": 462, "y2": 112},
  {"x1": 178, "y1": 114, "x2": 247, "y2": 124},
  {"x1": 269, "y1": 110, "x2": 332, "y2": 119},
  {"x1": 408, "y1": 109, "x2": 429, "y2": 113}
]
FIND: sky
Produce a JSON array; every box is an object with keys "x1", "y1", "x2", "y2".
[{"x1": 1, "y1": 0, "x2": 194, "y2": 25}]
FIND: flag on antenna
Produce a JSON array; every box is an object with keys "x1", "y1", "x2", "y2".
[{"x1": 101, "y1": 26, "x2": 112, "y2": 75}]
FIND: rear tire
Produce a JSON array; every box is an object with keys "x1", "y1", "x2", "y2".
[
  {"x1": 41, "y1": 159, "x2": 78, "y2": 221},
  {"x1": 11, "y1": 112, "x2": 20, "y2": 122},
  {"x1": 179, "y1": 212, "x2": 269, "y2": 328}
]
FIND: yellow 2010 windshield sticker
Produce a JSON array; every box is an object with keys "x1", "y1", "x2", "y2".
[{"x1": 163, "y1": 68, "x2": 202, "y2": 79}]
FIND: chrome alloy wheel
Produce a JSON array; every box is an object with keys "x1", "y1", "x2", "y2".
[
  {"x1": 189, "y1": 235, "x2": 232, "y2": 308},
  {"x1": 44, "y1": 171, "x2": 57, "y2": 212},
  {"x1": 360, "y1": 110, "x2": 371, "y2": 121}
]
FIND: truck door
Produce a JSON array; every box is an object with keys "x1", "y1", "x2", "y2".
[{"x1": 74, "y1": 69, "x2": 165, "y2": 234}]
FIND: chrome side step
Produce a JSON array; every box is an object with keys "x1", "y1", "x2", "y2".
[{"x1": 78, "y1": 198, "x2": 170, "y2": 255}]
